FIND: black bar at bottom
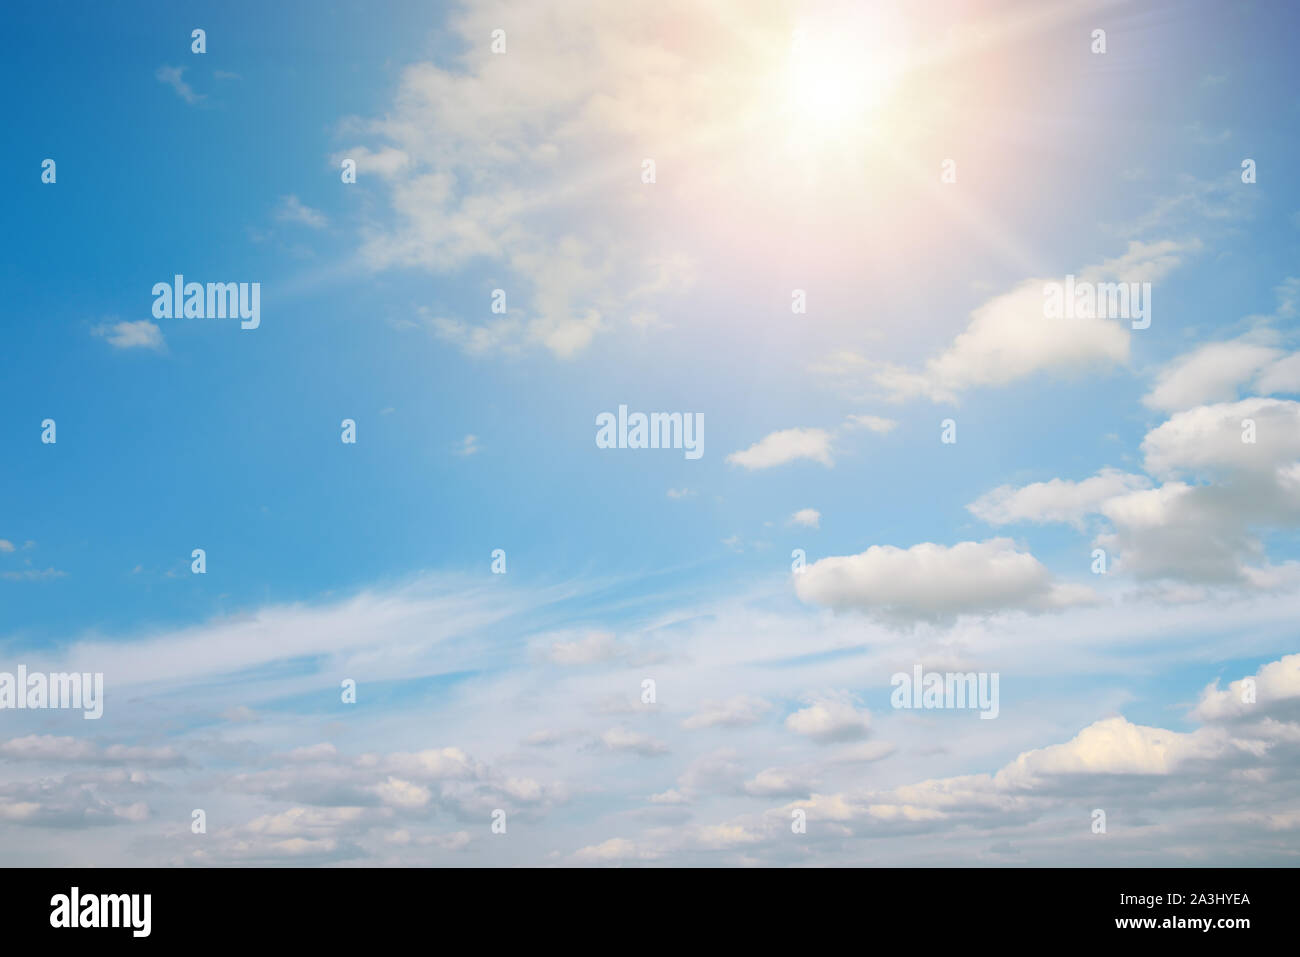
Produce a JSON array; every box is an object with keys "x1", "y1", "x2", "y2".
[{"x1": 0, "y1": 867, "x2": 1282, "y2": 943}]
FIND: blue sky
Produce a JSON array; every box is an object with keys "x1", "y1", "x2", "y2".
[{"x1": 2, "y1": 0, "x2": 1300, "y2": 866}]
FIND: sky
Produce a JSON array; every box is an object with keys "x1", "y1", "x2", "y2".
[{"x1": 1, "y1": 0, "x2": 1299, "y2": 866}]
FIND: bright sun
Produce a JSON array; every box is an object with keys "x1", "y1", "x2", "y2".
[{"x1": 783, "y1": 23, "x2": 902, "y2": 139}]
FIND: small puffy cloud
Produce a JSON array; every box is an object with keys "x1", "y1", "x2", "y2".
[
  {"x1": 728, "y1": 428, "x2": 833, "y2": 470},
  {"x1": 795, "y1": 539, "x2": 1095, "y2": 622},
  {"x1": 600, "y1": 727, "x2": 667, "y2": 756},
  {"x1": 666, "y1": 487, "x2": 695, "y2": 499},
  {"x1": 380, "y1": 747, "x2": 480, "y2": 781},
  {"x1": 93, "y1": 320, "x2": 164, "y2": 351},
  {"x1": 682, "y1": 695, "x2": 771, "y2": 730},
  {"x1": 785, "y1": 694, "x2": 871, "y2": 743},
  {"x1": 275, "y1": 195, "x2": 329, "y2": 229},
  {"x1": 648, "y1": 789, "x2": 690, "y2": 805},
  {"x1": 0, "y1": 540, "x2": 13, "y2": 553},
  {"x1": 454, "y1": 434, "x2": 480, "y2": 457},
  {"x1": 789, "y1": 508, "x2": 821, "y2": 529},
  {"x1": 968, "y1": 469, "x2": 1150, "y2": 529},
  {"x1": 1192, "y1": 653, "x2": 1300, "y2": 722},
  {"x1": 744, "y1": 767, "x2": 814, "y2": 797},
  {"x1": 371, "y1": 776, "x2": 431, "y2": 809}
]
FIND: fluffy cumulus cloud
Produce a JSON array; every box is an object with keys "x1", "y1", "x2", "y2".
[
  {"x1": 727, "y1": 429, "x2": 834, "y2": 470},
  {"x1": 794, "y1": 539, "x2": 1095, "y2": 623},
  {"x1": 12, "y1": 0, "x2": 1300, "y2": 874},
  {"x1": 968, "y1": 376, "x2": 1300, "y2": 588},
  {"x1": 871, "y1": 241, "x2": 1196, "y2": 403},
  {"x1": 784, "y1": 694, "x2": 871, "y2": 742},
  {"x1": 1142, "y1": 283, "x2": 1300, "y2": 412},
  {"x1": 1143, "y1": 338, "x2": 1285, "y2": 412},
  {"x1": 573, "y1": 652, "x2": 1300, "y2": 866},
  {"x1": 968, "y1": 469, "x2": 1150, "y2": 530},
  {"x1": 1192, "y1": 653, "x2": 1300, "y2": 722},
  {"x1": 3, "y1": 561, "x2": 1300, "y2": 866}
]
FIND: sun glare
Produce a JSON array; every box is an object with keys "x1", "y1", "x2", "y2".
[{"x1": 784, "y1": 25, "x2": 900, "y2": 137}]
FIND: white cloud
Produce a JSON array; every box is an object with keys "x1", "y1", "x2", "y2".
[
  {"x1": 330, "y1": 146, "x2": 411, "y2": 178},
  {"x1": 789, "y1": 508, "x2": 821, "y2": 529},
  {"x1": 963, "y1": 397, "x2": 1300, "y2": 587},
  {"x1": 600, "y1": 727, "x2": 668, "y2": 756},
  {"x1": 968, "y1": 469, "x2": 1150, "y2": 529},
  {"x1": 728, "y1": 429, "x2": 833, "y2": 470},
  {"x1": 1142, "y1": 338, "x2": 1281, "y2": 411},
  {"x1": 795, "y1": 539, "x2": 1095, "y2": 622},
  {"x1": 1141, "y1": 397, "x2": 1300, "y2": 480},
  {"x1": 341, "y1": 1, "x2": 729, "y2": 358},
  {"x1": 573, "y1": 837, "x2": 659, "y2": 862},
  {"x1": 1192, "y1": 653, "x2": 1300, "y2": 722},
  {"x1": 93, "y1": 320, "x2": 164, "y2": 351},
  {"x1": 993, "y1": 716, "x2": 1223, "y2": 784},
  {"x1": 155, "y1": 65, "x2": 205, "y2": 105},
  {"x1": 874, "y1": 240, "x2": 1196, "y2": 402},
  {"x1": 545, "y1": 631, "x2": 619, "y2": 665},
  {"x1": 682, "y1": 696, "x2": 771, "y2": 730},
  {"x1": 845, "y1": 414, "x2": 898, "y2": 433},
  {"x1": 648, "y1": 789, "x2": 690, "y2": 805},
  {"x1": 744, "y1": 767, "x2": 814, "y2": 797},
  {"x1": 785, "y1": 695, "x2": 871, "y2": 742},
  {"x1": 0, "y1": 736, "x2": 186, "y2": 767},
  {"x1": 275, "y1": 195, "x2": 329, "y2": 229},
  {"x1": 371, "y1": 776, "x2": 432, "y2": 809}
]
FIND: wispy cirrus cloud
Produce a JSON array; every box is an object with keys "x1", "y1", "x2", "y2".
[{"x1": 155, "y1": 65, "x2": 205, "y2": 105}]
